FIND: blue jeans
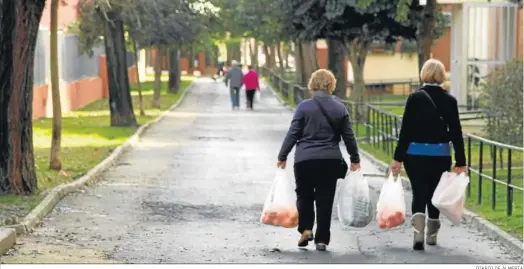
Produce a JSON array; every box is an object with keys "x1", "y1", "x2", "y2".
[{"x1": 230, "y1": 87, "x2": 240, "y2": 108}]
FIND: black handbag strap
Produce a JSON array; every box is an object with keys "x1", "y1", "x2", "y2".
[
  {"x1": 420, "y1": 89, "x2": 447, "y2": 126},
  {"x1": 312, "y1": 97, "x2": 340, "y2": 138}
]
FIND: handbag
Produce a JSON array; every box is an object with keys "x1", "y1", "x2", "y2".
[{"x1": 312, "y1": 97, "x2": 349, "y2": 178}]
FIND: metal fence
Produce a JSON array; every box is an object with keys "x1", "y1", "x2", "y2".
[
  {"x1": 261, "y1": 64, "x2": 522, "y2": 218},
  {"x1": 466, "y1": 134, "x2": 523, "y2": 216},
  {"x1": 258, "y1": 66, "x2": 308, "y2": 108},
  {"x1": 364, "y1": 104, "x2": 522, "y2": 218},
  {"x1": 349, "y1": 79, "x2": 420, "y2": 104}
]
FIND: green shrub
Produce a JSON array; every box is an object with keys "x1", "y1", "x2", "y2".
[{"x1": 482, "y1": 60, "x2": 523, "y2": 146}]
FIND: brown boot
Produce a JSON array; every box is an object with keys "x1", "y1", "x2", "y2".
[
  {"x1": 298, "y1": 230, "x2": 313, "y2": 247},
  {"x1": 411, "y1": 213, "x2": 425, "y2": 251},
  {"x1": 426, "y1": 218, "x2": 441, "y2": 246}
]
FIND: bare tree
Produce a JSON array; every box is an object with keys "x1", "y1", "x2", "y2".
[{"x1": 49, "y1": 0, "x2": 63, "y2": 170}]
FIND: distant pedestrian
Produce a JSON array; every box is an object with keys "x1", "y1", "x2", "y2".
[
  {"x1": 242, "y1": 65, "x2": 260, "y2": 110},
  {"x1": 213, "y1": 53, "x2": 226, "y2": 81},
  {"x1": 224, "y1": 60, "x2": 244, "y2": 110},
  {"x1": 390, "y1": 59, "x2": 467, "y2": 251},
  {"x1": 216, "y1": 62, "x2": 224, "y2": 78},
  {"x1": 276, "y1": 69, "x2": 361, "y2": 251}
]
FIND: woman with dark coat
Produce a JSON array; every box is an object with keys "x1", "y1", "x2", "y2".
[
  {"x1": 277, "y1": 69, "x2": 361, "y2": 251},
  {"x1": 390, "y1": 59, "x2": 468, "y2": 251}
]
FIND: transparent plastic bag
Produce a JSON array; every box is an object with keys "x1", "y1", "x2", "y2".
[
  {"x1": 376, "y1": 173, "x2": 406, "y2": 229},
  {"x1": 337, "y1": 170, "x2": 373, "y2": 227},
  {"x1": 255, "y1": 90, "x2": 261, "y2": 103},
  {"x1": 260, "y1": 169, "x2": 298, "y2": 228},
  {"x1": 431, "y1": 172, "x2": 469, "y2": 225}
]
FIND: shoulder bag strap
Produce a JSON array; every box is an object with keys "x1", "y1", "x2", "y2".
[
  {"x1": 312, "y1": 97, "x2": 340, "y2": 137},
  {"x1": 420, "y1": 89, "x2": 447, "y2": 126}
]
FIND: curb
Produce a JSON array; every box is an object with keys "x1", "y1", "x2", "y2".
[
  {"x1": 360, "y1": 147, "x2": 523, "y2": 256},
  {"x1": 0, "y1": 228, "x2": 16, "y2": 255},
  {"x1": 264, "y1": 79, "x2": 523, "y2": 256},
  {"x1": 261, "y1": 79, "x2": 295, "y2": 112},
  {"x1": 0, "y1": 80, "x2": 196, "y2": 255}
]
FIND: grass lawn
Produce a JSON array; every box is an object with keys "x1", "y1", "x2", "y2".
[
  {"x1": 374, "y1": 105, "x2": 405, "y2": 115},
  {"x1": 0, "y1": 76, "x2": 194, "y2": 219},
  {"x1": 360, "y1": 140, "x2": 523, "y2": 240},
  {"x1": 367, "y1": 94, "x2": 408, "y2": 103}
]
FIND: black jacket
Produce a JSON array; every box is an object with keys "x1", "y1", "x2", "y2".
[{"x1": 393, "y1": 85, "x2": 466, "y2": 167}]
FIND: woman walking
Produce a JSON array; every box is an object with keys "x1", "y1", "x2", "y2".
[
  {"x1": 242, "y1": 65, "x2": 260, "y2": 110},
  {"x1": 277, "y1": 69, "x2": 361, "y2": 251},
  {"x1": 390, "y1": 59, "x2": 467, "y2": 251}
]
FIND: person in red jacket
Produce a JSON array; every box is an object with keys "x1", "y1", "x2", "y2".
[{"x1": 242, "y1": 65, "x2": 260, "y2": 110}]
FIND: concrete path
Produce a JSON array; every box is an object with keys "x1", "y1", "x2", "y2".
[{"x1": 2, "y1": 78, "x2": 521, "y2": 264}]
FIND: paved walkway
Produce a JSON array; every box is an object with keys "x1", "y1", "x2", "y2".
[{"x1": 2, "y1": 78, "x2": 521, "y2": 263}]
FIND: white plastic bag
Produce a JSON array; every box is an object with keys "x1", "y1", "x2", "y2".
[
  {"x1": 431, "y1": 172, "x2": 469, "y2": 225},
  {"x1": 260, "y1": 169, "x2": 298, "y2": 228},
  {"x1": 255, "y1": 90, "x2": 261, "y2": 103},
  {"x1": 376, "y1": 173, "x2": 406, "y2": 229},
  {"x1": 337, "y1": 170, "x2": 373, "y2": 227}
]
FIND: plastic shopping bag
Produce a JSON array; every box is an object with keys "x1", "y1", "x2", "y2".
[
  {"x1": 337, "y1": 170, "x2": 373, "y2": 227},
  {"x1": 260, "y1": 169, "x2": 299, "y2": 228},
  {"x1": 376, "y1": 173, "x2": 406, "y2": 229},
  {"x1": 255, "y1": 90, "x2": 261, "y2": 103},
  {"x1": 431, "y1": 172, "x2": 469, "y2": 225}
]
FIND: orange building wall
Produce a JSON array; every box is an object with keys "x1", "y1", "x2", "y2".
[
  {"x1": 149, "y1": 49, "x2": 216, "y2": 75},
  {"x1": 33, "y1": 57, "x2": 139, "y2": 119},
  {"x1": 317, "y1": 48, "x2": 328, "y2": 69},
  {"x1": 431, "y1": 27, "x2": 452, "y2": 71},
  {"x1": 32, "y1": 84, "x2": 49, "y2": 119}
]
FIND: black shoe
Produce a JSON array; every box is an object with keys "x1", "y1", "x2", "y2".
[
  {"x1": 298, "y1": 231, "x2": 314, "y2": 247},
  {"x1": 413, "y1": 242, "x2": 424, "y2": 251}
]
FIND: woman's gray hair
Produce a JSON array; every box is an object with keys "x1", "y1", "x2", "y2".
[{"x1": 307, "y1": 69, "x2": 336, "y2": 94}]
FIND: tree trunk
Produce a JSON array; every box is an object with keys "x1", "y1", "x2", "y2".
[
  {"x1": 187, "y1": 47, "x2": 194, "y2": 74},
  {"x1": 242, "y1": 39, "x2": 248, "y2": 66},
  {"x1": 328, "y1": 38, "x2": 346, "y2": 99},
  {"x1": 249, "y1": 39, "x2": 259, "y2": 67},
  {"x1": 298, "y1": 41, "x2": 318, "y2": 89},
  {"x1": 100, "y1": 9, "x2": 137, "y2": 127},
  {"x1": 226, "y1": 43, "x2": 232, "y2": 66},
  {"x1": 276, "y1": 42, "x2": 284, "y2": 77},
  {"x1": 168, "y1": 47, "x2": 181, "y2": 93},
  {"x1": 417, "y1": 0, "x2": 437, "y2": 83},
  {"x1": 131, "y1": 39, "x2": 145, "y2": 116},
  {"x1": 0, "y1": 0, "x2": 45, "y2": 195},
  {"x1": 346, "y1": 41, "x2": 370, "y2": 121},
  {"x1": 283, "y1": 42, "x2": 290, "y2": 69},
  {"x1": 263, "y1": 44, "x2": 271, "y2": 68},
  {"x1": 232, "y1": 42, "x2": 241, "y2": 63},
  {"x1": 294, "y1": 41, "x2": 303, "y2": 85},
  {"x1": 49, "y1": 0, "x2": 62, "y2": 170},
  {"x1": 153, "y1": 45, "x2": 164, "y2": 108},
  {"x1": 269, "y1": 45, "x2": 277, "y2": 70}
]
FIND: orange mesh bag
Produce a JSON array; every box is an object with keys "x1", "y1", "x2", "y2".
[
  {"x1": 260, "y1": 169, "x2": 298, "y2": 228},
  {"x1": 376, "y1": 174, "x2": 406, "y2": 229}
]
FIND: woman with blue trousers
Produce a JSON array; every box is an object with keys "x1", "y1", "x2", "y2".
[{"x1": 391, "y1": 59, "x2": 468, "y2": 251}]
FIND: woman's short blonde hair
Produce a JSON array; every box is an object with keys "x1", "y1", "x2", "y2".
[
  {"x1": 420, "y1": 59, "x2": 446, "y2": 84},
  {"x1": 308, "y1": 69, "x2": 336, "y2": 94}
]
